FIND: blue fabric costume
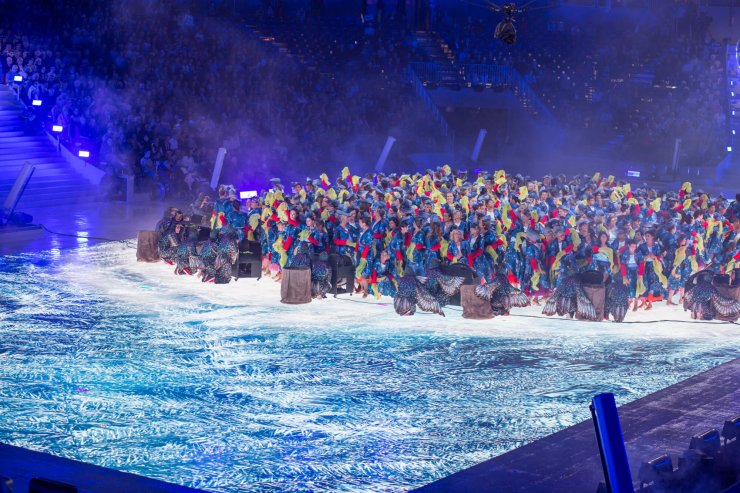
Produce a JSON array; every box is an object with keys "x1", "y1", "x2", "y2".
[{"x1": 638, "y1": 242, "x2": 665, "y2": 296}]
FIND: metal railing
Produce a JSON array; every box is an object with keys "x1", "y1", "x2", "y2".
[
  {"x1": 725, "y1": 42, "x2": 738, "y2": 153},
  {"x1": 714, "y1": 41, "x2": 739, "y2": 183},
  {"x1": 408, "y1": 62, "x2": 559, "y2": 125},
  {"x1": 408, "y1": 61, "x2": 447, "y2": 84},
  {"x1": 460, "y1": 64, "x2": 515, "y2": 86},
  {"x1": 406, "y1": 65, "x2": 454, "y2": 150}
]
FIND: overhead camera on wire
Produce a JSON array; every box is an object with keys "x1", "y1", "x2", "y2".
[{"x1": 465, "y1": 0, "x2": 554, "y2": 45}]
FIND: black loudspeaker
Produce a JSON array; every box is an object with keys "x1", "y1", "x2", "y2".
[
  {"x1": 8, "y1": 212, "x2": 33, "y2": 225},
  {"x1": 0, "y1": 476, "x2": 13, "y2": 493},
  {"x1": 29, "y1": 478, "x2": 77, "y2": 493},
  {"x1": 233, "y1": 239, "x2": 262, "y2": 280},
  {"x1": 329, "y1": 253, "x2": 355, "y2": 297}
]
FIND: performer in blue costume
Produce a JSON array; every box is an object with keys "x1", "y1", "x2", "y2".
[
  {"x1": 638, "y1": 230, "x2": 665, "y2": 309},
  {"x1": 620, "y1": 239, "x2": 643, "y2": 311},
  {"x1": 355, "y1": 215, "x2": 375, "y2": 296}
]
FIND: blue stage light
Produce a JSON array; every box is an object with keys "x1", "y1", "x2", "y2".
[
  {"x1": 638, "y1": 454, "x2": 673, "y2": 490},
  {"x1": 722, "y1": 414, "x2": 740, "y2": 444},
  {"x1": 689, "y1": 429, "x2": 721, "y2": 457}
]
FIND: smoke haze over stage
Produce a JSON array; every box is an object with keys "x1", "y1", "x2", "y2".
[{"x1": 1, "y1": 1, "x2": 740, "y2": 492}]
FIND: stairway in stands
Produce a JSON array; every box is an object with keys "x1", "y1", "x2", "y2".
[
  {"x1": 413, "y1": 31, "x2": 465, "y2": 87},
  {"x1": 0, "y1": 85, "x2": 97, "y2": 210},
  {"x1": 714, "y1": 42, "x2": 740, "y2": 195}
]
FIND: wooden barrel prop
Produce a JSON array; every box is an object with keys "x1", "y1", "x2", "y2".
[
  {"x1": 136, "y1": 231, "x2": 161, "y2": 262},
  {"x1": 281, "y1": 266, "x2": 312, "y2": 305},
  {"x1": 329, "y1": 253, "x2": 355, "y2": 296},
  {"x1": 461, "y1": 284, "x2": 494, "y2": 320},
  {"x1": 577, "y1": 271, "x2": 605, "y2": 321}
]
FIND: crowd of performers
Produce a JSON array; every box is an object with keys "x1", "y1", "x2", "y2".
[{"x1": 155, "y1": 166, "x2": 740, "y2": 321}]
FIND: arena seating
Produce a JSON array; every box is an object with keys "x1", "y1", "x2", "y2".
[
  {"x1": 250, "y1": 16, "x2": 364, "y2": 70},
  {"x1": 1, "y1": 1, "x2": 728, "y2": 198},
  {"x1": 1, "y1": 3, "x2": 445, "y2": 201},
  {"x1": 428, "y1": 4, "x2": 725, "y2": 169}
]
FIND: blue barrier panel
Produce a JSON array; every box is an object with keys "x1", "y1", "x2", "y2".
[{"x1": 590, "y1": 393, "x2": 635, "y2": 493}]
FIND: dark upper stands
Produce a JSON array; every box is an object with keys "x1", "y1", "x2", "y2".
[
  {"x1": 429, "y1": 1, "x2": 726, "y2": 168},
  {"x1": 0, "y1": 1, "x2": 730, "y2": 197},
  {"x1": 0, "y1": 1, "x2": 445, "y2": 199}
]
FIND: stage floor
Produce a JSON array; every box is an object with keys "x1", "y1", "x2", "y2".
[
  {"x1": 416, "y1": 357, "x2": 740, "y2": 492},
  {"x1": 0, "y1": 199, "x2": 172, "y2": 256},
  {"x1": 0, "y1": 235, "x2": 738, "y2": 492}
]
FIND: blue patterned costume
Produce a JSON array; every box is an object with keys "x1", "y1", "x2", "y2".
[
  {"x1": 356, "y1": 228, "x2": 375, "y2": 278},
  {"x1": 638, "y1": 242, "x2": 665, "y2": 297},
  {"x1": 372, "y1": 256, "x2": 398, "y2": 297},
  {"x1": 465, "y1": 234, "x2": 493, "y2": 281},
  {"x1": 620, "y1": 249, "x2": 643, "y2": 298},
  {"x1": 522, "y1": 241, "x2": 550, "y2": 294}
]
